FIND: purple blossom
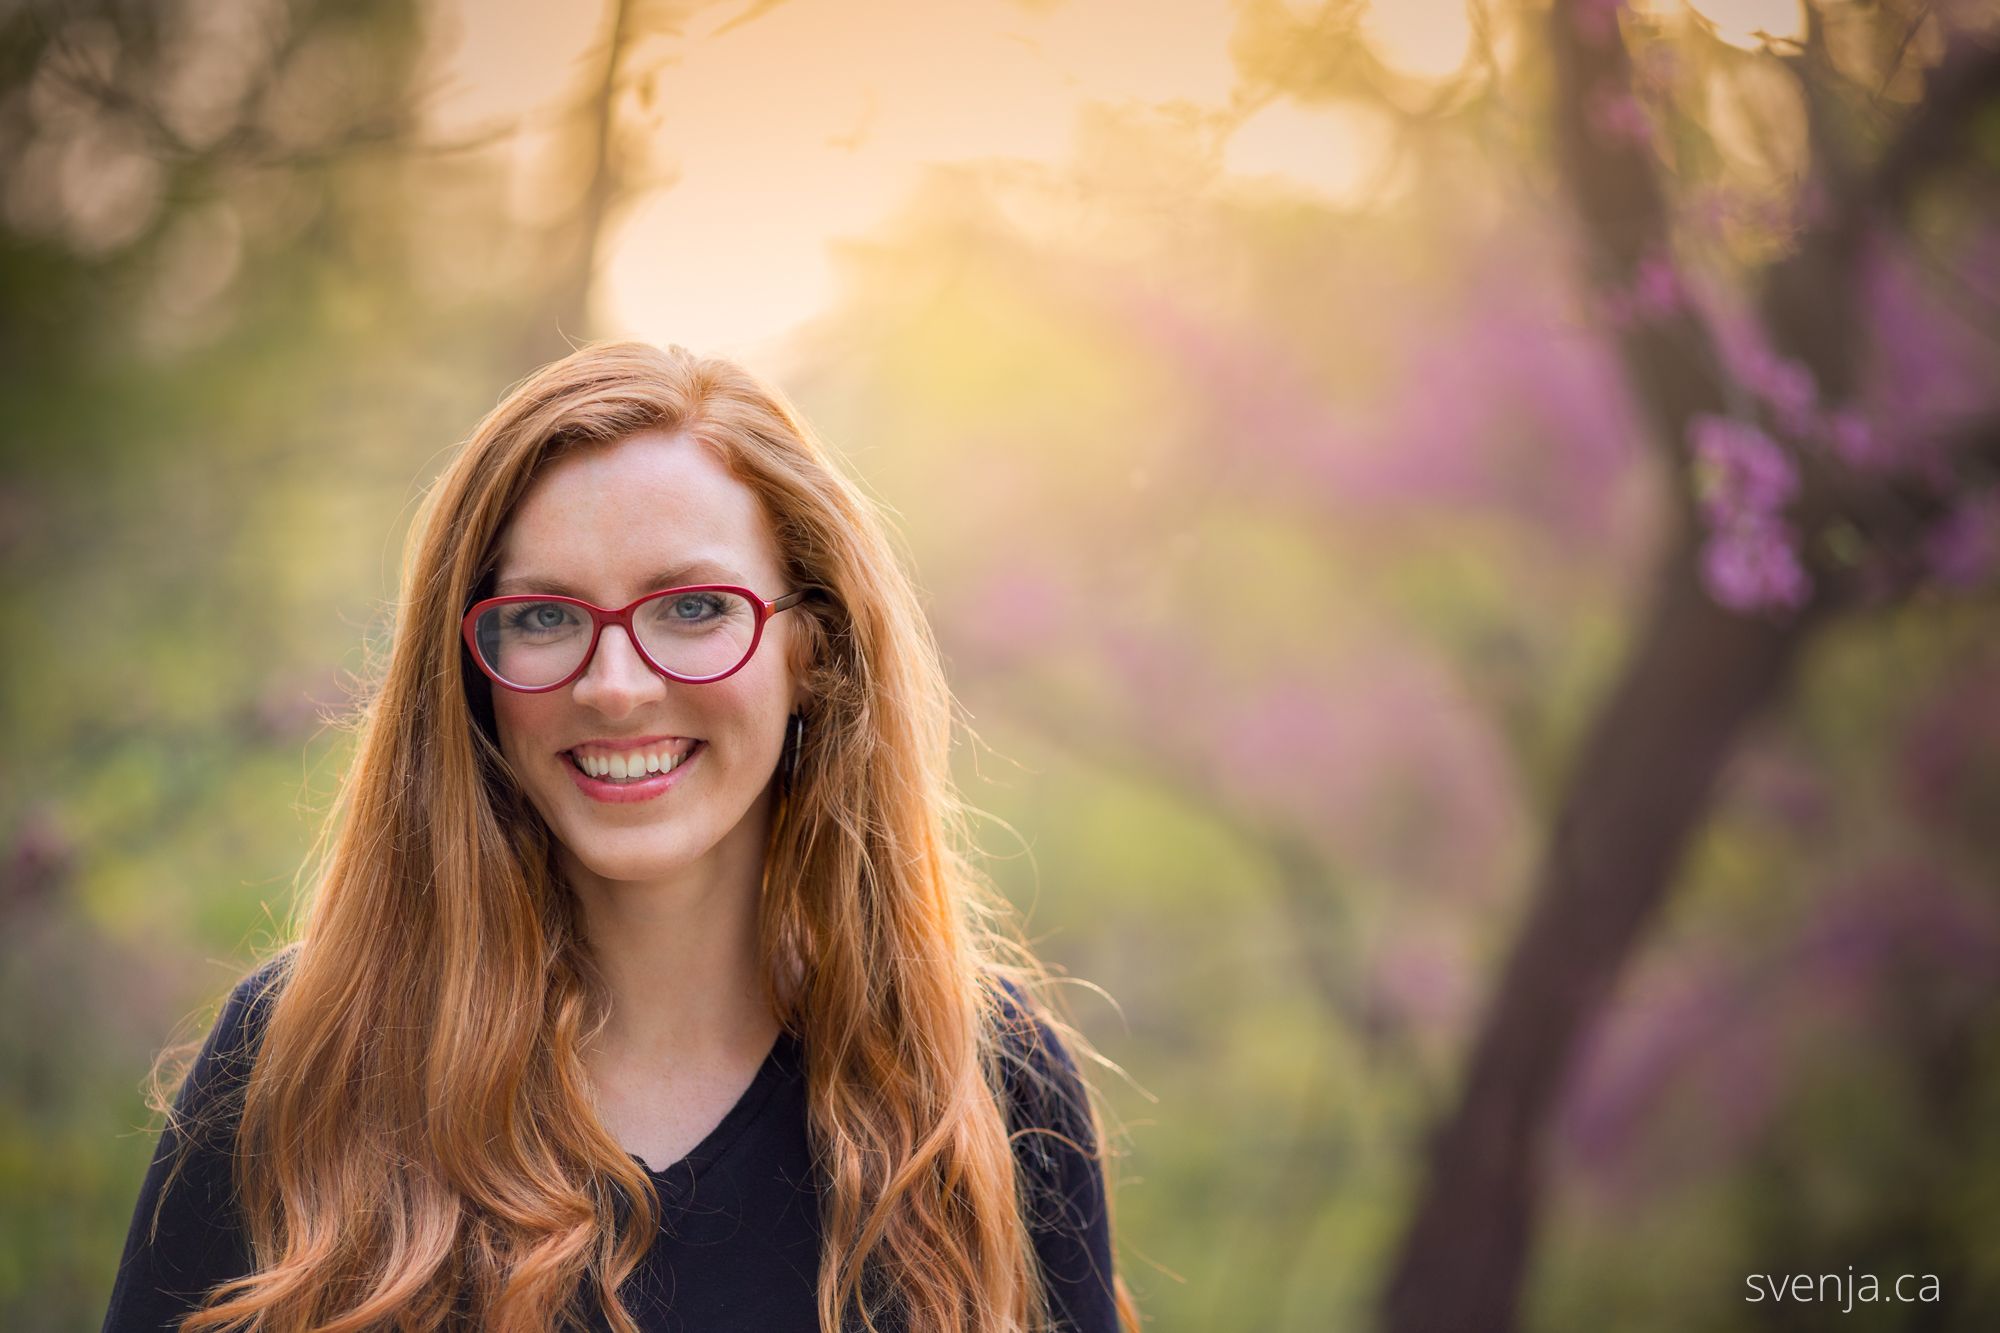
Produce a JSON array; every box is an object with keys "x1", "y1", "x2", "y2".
[
  {"x1": 1102, "y1": 238, "x2": 1646, "y2": 550},
  {"x1": 1794, "y1": 865, "x2": 2000, "y2": 998},
  {"x1": 1597, "y1": 286, "x2": 1636, "y2": 329},
  {"x1": 1559, "y1": 865, "x2": 2000, "y2": 1213},
  {"x1": 1573, "y1": 0, "x2": 1624, "y2": 45},
  {"x1": 1821, "y1": 406, "x2": 1894, "y2": 471},
  {"x1": 1690, "y1": 414, "x2": 1798, "y2": 523},
  {"x1": 1701, "y1": 514, "x2": 1812, "y2": 614},
  {"x1": 1598, "y1": 252, "x2": 1685, "y2": 330},
  {"x1": 1898, "y1": 661, "x2": 2000, "y2": 830},
  {"x1": 1860, "y1": 229, "x2": 1998, "y2": 431},
  {"x1": 1097, "y1": 639, "x2": 1525, "y2": 903},
  {"x1": 1557, "y1": 950, "x2": 1776, "y2": 1197},
  {"x1": 1727, "y1": 743, "x2": 1830, "y2": 832},
  {"x1": 1364, "y1": 934, "x2": 1471, "y2": 1036},
  {"x1": 1630, "y1": 253, "x2": 1683, "y2": 320},
  {"x1": 1735, "y1": 346, "x2": 1818, "y2": 436},
  {"x1": 1921, "y1": 489, "x2": 2000, "y2": 589},
  {"x1": 5, "y1": 803, "x2": 76, "y2": 911},
  {"x1": 1965, "y1": 223, "x2": 2000, "y2": 304},
  {"x1": 1793, "y1": 178, "x2": 1832, "y2": 229},
  {"x1": 1705, "y1": 304, "x2": 1821, "y2": 437},
  {"x1": 1588, "y1": 87, "x2": 1653, "y2": 147},
  {"x1": 951, "y1": 565, "x2": 1075, "y2": 670}
]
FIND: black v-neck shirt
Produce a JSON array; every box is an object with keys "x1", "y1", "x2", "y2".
[{"x1": 100, "y1": 962, "x2": 1121, "y2": 1332}]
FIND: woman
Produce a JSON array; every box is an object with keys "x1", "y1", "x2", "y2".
[{"x1": 103, "y1": 341, "x2": 1138, "y2": 1333}]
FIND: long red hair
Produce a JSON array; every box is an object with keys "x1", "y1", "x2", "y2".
[{"x1": 149, "y1": 341, "x2": 1140, "y2": 1332}]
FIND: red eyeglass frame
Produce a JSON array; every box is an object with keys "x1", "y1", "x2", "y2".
[{"x1": 461, "y1": 584, "x2": 809, "y2": 693}]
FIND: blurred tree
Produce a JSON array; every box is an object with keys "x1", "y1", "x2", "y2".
[
  {"x1": 0, "y1": 0, "x2": 427, "y2": 396},
  {"x1": 765, "y1": 2, "x2": 2000, "y2": 1326},
  {"x1": 0, "y1": 3, "x2": 487, "y2": 1325},
  {"x1": 1369, "y1": 4, "x2": 2000, "y2": 1329},
  {"x1": 507, "y1": 0, "x2": 798, "y2": 365}
]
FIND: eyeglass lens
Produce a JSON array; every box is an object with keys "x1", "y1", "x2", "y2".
[{"x1": 471, "y1": 590, "x2": 758, "y2": 687}]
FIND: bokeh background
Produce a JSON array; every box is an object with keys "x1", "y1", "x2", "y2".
[{"x1": 5, "y1": 0, "x2": 2000, "y2": 1328}]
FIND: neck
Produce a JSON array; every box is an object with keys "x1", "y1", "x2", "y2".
[{"x1": 564, "y1": 786, "x2": 782, "y2": 1070}]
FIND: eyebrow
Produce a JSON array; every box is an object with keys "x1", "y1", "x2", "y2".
[{"x1": 493, "y1": 560, "x2": 749, "y2": 599}]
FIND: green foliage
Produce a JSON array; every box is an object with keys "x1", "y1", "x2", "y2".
[{"x1": 7, "y1": 2, "x2": 1999, "y2": 1329}]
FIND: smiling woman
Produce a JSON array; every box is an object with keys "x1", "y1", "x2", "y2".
[{"x1": 101, "y1": 342, "x2": 1138, "y2": 1333}]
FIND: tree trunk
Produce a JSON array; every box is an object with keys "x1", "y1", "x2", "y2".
[{"x1": 1380, "y1": 529, "x2": 1825, "y2": 1331}]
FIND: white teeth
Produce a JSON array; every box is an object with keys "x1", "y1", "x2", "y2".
[{"x1": 573, "y1": 746, "x2": 692, "y2": 781}]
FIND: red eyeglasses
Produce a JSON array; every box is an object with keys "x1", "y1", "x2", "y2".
[{"x1": 462, "y1": 585, "x2": 808, "y2": 692}]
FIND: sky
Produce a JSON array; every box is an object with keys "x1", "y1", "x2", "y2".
[{"x1": 417, "y1": 0, "x2": 1800, "y2": 362}]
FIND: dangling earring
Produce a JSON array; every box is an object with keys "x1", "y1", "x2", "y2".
[{"x1": 779, "y1": 711, "x2": 807, "y2": 788}]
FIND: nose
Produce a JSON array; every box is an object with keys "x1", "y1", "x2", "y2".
[{"x1": 570, "y1": 625, "x2": 669, "y2": 714}]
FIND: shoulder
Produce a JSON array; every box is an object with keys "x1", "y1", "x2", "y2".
[
  {"x1": 979, "y1": 972, "x2": 1097, "y2": 1176},
  {"x1": 172, "y1": 951, "x2": 295, "y2": 1137},
  {"x1": 979, "y1": 972, "x2": 1124, "y2": 1329},
  {"x1": 101, "y1": 957, "x2": 293, "y2": 1326},
  {"x1": 211, "y1": 951, "x2": 292, "y2": 1062}
]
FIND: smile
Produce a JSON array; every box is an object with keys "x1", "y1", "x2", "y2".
[
  {"x1": 562, "y1": 741, "x2": 705, "y2": 803},
  {"x1": 567, "y1": 743, "x2": 696, "y2": 780}
]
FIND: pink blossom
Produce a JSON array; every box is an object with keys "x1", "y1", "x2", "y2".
[
  {"x1": 1690, "y1": 414, "x2": 1798, "y2": 523},
  {"x1": 951, "y1": 565, "x2": 1074, "y2": 670},
  {"x1": 1595, "y1": 252, "x2": 1683, "y2": 331},
  {"x1": 1557, "y1": 951, "x2": 1772, "y2": 1193},
  {"x1": 1597, "y1": 286, "x2": 1636, "y2": 330},
  {"x1": 1898, "y1": 659, "x2": 2000, "y2": 831},
  {"x1": 1726, "y1": 744, "x2": 1830, "y2": 832},
  {"x1": 1793, "y1": 178, "x2": 1832, "y2": 229},
  {"x1": 1700, "y1": 515, "x2": 1812, "y2": 614},
  {"x1": 1706, "y1": 304, "x2": 1820, "y2": 437},
  {"x1": 5, "y1": 803, "x2": 75, "y2": 910},
  {"x1": 1822, "y1": 407, "x2": 1878, "y2": 469},
  {"x1": 1965, "y1": 224, "x2": 2000, "y2": 303},
  {"x1": 1588, "y1": 87, "x2": 1653, "y2": 147},
  {"x1": 1573, "y1": 0, "x2": 1624, "y2": 45},
  {"x1": 1364, "y1": 935, "x2": 1471, "y2": 1036},
  {"x1": 1735, "y1": 346, "x2": 1818, "y2": 436},
  {"x1": 1921, "y1": 489, "x2": 2000, "y2": 589},
  {"x1": 1560, "y1": 865, "x2": 2000, "y2": 1210},
  {"x1": 1860, "y1": 229, "x2": 1998, "y2": 431},
  {"x1": 1630, "y1": 253, "x2": 1683, "y2": 320},
  {"x1": 1795, "y1": 864, "x2": 2000, "y2": 997}
]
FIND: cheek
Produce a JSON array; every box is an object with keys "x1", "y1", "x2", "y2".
[
  {"x1": 699, "y1": 673, "x2": 793, "y2": 774},
  {"x1": 709, "y1": 635, "x2": 796, "y2": 724},
  {"x1": 490, "y1": 693, "x2": 554, "y2": 761},
  {"x1": 703, "y1": 676, "x2": 784, "y2": 739}
]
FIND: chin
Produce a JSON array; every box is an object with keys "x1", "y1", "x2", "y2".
[{"x1": 562, "y1": 831, "x2": 702, "y2": 884}]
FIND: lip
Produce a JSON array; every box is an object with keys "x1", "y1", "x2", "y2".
[
  {"x1": 564, "y1": 734, "x2": 697, "y2": 752},
  {"x1": 563, "y1": 740, "x2": 705, "y2": 805}
]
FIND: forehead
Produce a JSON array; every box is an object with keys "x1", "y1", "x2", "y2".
[{"x1": 493, "y1": 430, "x2": 781, "y2": 597}]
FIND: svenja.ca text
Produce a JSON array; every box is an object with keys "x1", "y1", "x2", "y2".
[{"x1": 1746, "y1": 1269, "x2": 1941, "y2": 1314}]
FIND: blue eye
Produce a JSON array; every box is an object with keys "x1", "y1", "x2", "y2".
[
  {"x1": 503, "y1": 602, "x2": 578, "y2": 634},
  {"x1": 670, "y1": 593, "x2": 725, "y2": 621},
  {"x1": 642, "y1": 591, "x2": 751, "y2": 637}
]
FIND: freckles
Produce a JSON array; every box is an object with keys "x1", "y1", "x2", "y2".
[{"x1": 492, "y1": 694, "x2": 559, "y2": 758}]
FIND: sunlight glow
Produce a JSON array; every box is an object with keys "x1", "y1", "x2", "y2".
[
  {"x1": 1224, "y1": 99, "x2": 1400, "y2": 211},
  {"x1": 1363, "y1": 0, "x2": 1475, "y2": 81},
  {"x1": 1686, "y1": 0, "x2": 1806, "y2": 50},
  {"x1": 423, "y1": 0, "x2": 1251, "y2": 359}
]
